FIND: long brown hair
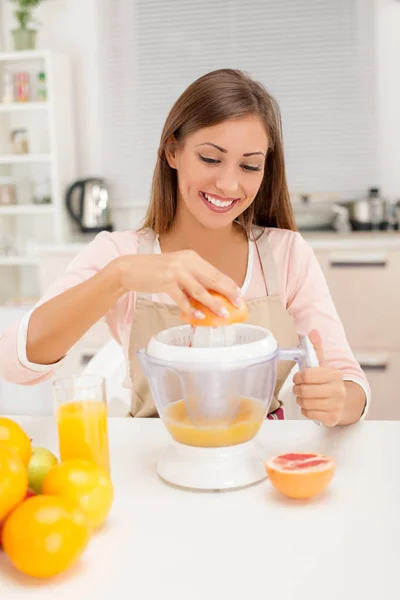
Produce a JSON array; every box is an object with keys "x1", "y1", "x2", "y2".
[{"x1": 141, "y1": 68, "x2": 297, "y2": 235}]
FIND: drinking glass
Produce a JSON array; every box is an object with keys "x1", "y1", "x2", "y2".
[{"x1": 53, "y1": 375, "x2": 110, "y2": 474}]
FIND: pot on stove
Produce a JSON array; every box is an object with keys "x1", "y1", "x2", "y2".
[{"x1": 346, "y1": 188, "x2": 394, "y2": 231}]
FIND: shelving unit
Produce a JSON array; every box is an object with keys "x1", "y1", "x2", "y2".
[
  {"x1": 0, "y1": 154, "x2": 51, "y2": 164},
  {"x1": 0, "y1": 50, "x2": 77, "y2": 305},
  {"x1": 0, "y1": 204, "x2": 54, "y2": 215},
  {"x1": 0, "y1": 256, "x2": 40, "y2": 266},
  {"x1": 0, "y1": 102, "x2": 49, "y2": 112}
]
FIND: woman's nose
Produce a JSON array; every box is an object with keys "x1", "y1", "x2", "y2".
[{"x1": 215, "y1": 168, "x2": 240, "y2": 197}]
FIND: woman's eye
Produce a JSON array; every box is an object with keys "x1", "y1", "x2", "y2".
[
  {"x1": 242, "y1": 164, "x2": 262, "y2": 172},
  {"x1": 199, "y1": 154, "x2": 261, "y2": 172},
  {"x1": 199, "y1": 155, "x2": 220, "y2": 165}
]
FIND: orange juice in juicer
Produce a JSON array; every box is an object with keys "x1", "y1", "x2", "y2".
[{"x1": 138, "y1": 302, "x2": 318, "y2": 491}]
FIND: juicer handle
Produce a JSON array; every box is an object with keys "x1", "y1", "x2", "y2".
[
  {"x1": 278, "y1": 335, "x2": 319, "y2": 369},
  {"x1": 278, "y1": 335, "x2": 321, "y2": 426},
  {"x1": 298, "y1": 335, "x2": 319, "y2": 369}
]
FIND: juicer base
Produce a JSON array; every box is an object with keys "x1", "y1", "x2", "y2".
[{"x1": 157, "y1": 438, "x2": 268, "y2": 491}]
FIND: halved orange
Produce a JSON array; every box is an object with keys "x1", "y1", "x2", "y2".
[
  {"x1": 181, "y1": 291, "x2": 248, "y2": 327},
  {"x1": 265, "y1": 452, "x2": 335, "y2": 499}
]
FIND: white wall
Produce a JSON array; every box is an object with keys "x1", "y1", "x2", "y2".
[
  {"x1": 0, "y1": 0, "x2": 103, "y2": 178},
  {"x1": 375, "y1": 0, "x2": 400, "y2": 198},
  {"x1": 1, "y1": 0, "x2": 400, "y2": 202}
]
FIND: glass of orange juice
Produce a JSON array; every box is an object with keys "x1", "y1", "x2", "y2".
[{"x1": 53, "y1": 375, "x2": 110, "y2": 474}]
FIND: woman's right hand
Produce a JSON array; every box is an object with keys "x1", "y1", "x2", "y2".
[{"x1": 115, "y1": 250, "x2": 243, "y2": 320}]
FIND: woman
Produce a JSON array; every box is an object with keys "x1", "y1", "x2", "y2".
[{"x1": 0, "y1": 69, "x2": 369, "y2": 426}]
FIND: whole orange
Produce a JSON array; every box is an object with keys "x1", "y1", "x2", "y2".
[
  {"x1": 0, "y1": 444, "x2": 28, "y2": 521},
  {"x1": 0, "y1": 417, "x2": 32, "y2": 466},
  {"x1": 42, "y1": 459, "x2": 114, "y2": 530},
  {"x1": 2, "y1": 495, "x2": 91, "y2": 578},
  {"x1": 0, "y1": 488, "x2": 36, "y2": 549}
]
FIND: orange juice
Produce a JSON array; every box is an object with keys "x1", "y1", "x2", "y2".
[
  {"x1": 163, "y1": 397, "x2": 266, "y2": 448},
  {"x1": 56, "y1": 400, "x2": 110, "y2": 474}
]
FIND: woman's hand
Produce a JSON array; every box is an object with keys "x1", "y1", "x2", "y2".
[
  {"x1": 293, "y1": 330, "x2": 346, "y2": 427},
  {"x1": 116, "y1": 250, "x2": 242, "y2": 320}
]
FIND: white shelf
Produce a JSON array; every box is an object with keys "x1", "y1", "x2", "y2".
[
  {"x1": 0, "y1": 256, "x2": 40, "y2": 266},
  {"x1": 0, "y1": 205, "x2": 54, "y2": 215},
  {"x1": 0, "y1": 51, "x2": 76, "y2": 304},
  {"x1": 0, "y1": 50, "x2": 50, "y2": 62},
  {"x1": 0, "y1": 154, "x2": 51, "y2": 164},
  {"x1": 0, "y1": 102, "x2": 48, "y2": 112},
  {"x1": 113, "y1": 202, "x2": 148, "y2": 209}
]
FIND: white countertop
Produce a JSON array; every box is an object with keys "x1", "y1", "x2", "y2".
[
  {"x1": 302, "y1": 230, "x2": 400, "y2": 249},
  {"x1": 1, "y1": 417, "x2": 399, "y2": 599}
]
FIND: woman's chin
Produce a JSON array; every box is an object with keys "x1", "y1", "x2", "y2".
[
  {"x1": 195, "y1": 205, "x2": 242, "y2": 230},
  {"x1": 197, "y1": 214, "x2": 236, "y2": 230}
]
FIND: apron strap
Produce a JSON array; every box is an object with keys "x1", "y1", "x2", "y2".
[
  {"x1": 138, "y1": 228, "x2": 156, "y2": 255},
  {"x1": 136, "y1": 228, "x2": 156, "y2": 302},
  {"x1": 252, "y1": 228, "x2": 280, "y2": 297}
]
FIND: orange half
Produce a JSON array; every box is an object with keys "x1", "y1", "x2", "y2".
[
  {"x1": 181, "y1": 291, "x2": 248, "y2": 327},
  {"x1": 265, "y1": 452, "x2": 335, "y2": 499}
]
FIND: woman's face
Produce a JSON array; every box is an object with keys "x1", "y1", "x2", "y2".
[{"x1": 167, "y1": 115, "x2": 268, "y2": 230}]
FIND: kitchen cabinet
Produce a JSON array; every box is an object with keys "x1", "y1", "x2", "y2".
[
  {"x1": 352, "y1": 351, "x2": 400, "y2": 421},
  {"x1": 311, "y1": 238, "x2": 400, "y2": 420},
  {"x1": 315, "y1": 248, "x2": 400, "y2": 350}
]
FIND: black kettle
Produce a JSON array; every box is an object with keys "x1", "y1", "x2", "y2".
[{"x1": 65, "y1": 178, "x2": 113, "y2": 233}]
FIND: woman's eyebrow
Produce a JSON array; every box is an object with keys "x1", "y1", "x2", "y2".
[{"x1": 196, "y1": 142, "x2": 265, "y2": 157}]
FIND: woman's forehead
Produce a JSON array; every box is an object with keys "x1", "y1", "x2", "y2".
[{"x1": 186, "y1": 115, "x2": 269, "y2": 154}]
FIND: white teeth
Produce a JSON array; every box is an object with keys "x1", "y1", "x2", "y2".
[{"x1": 203, "y1": 193, "x2": 234, "y2": 208}]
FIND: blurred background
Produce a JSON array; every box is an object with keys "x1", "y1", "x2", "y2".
[{"x1": 0, "y1": 0, "x2": 399, "y2": 419}]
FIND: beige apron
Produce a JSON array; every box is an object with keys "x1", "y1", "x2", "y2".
[{"x1": 128, "y1": 227, "x2": 299, "y2": 418}]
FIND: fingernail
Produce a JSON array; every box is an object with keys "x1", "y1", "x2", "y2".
[
  {"x1": 193, "y1": 310, "x2": 205, "y2": 320},
  {"x1": 219, "y1": 306, "x2": 229, "y2": 318},
  {"x1": 233, "y1": 297, "x2": 243, "y2": 308}
]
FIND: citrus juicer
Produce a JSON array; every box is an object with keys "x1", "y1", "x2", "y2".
[{"x1": 137, "y1": 323, "x2": 319, "y2": 491}]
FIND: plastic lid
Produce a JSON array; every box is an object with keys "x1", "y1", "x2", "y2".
[{"x1": 146, "y1": 324, "x2": 278, "y2": 367}]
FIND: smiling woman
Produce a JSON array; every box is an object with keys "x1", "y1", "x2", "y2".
[
  {"x1": 163, "y1": 114, "x2": 270, "y2": 229},
  {"x1": 143, "y1": 69, "x2": 295, "y2": 236},
  {"x1": 0, "y1": 68, "x2": 370, "y2": 426}
]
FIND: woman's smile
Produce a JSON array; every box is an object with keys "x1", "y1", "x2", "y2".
[{"x1": 199, "y1": 191, "x2": 240, "y2": 213}]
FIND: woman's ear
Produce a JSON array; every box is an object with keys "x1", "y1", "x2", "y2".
[{"x1": 165, "y1": 135, "x2": 178, "y2": 169}]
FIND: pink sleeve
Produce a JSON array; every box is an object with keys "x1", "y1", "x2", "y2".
[
  {"x1": 0, "y1": 231, "x2": 136, "y2": 385},
  {"x1": 283, "y1": 231, "x2": 370, "y2": 396}
]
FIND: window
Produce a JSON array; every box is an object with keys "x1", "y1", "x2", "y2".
[{"x1": 98, "y1": 0, "x2": 377, "y2": 216}]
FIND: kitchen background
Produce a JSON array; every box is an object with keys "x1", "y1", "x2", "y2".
[{"x1": 0, "y1": 0, "x2": 399, "y2": 419}]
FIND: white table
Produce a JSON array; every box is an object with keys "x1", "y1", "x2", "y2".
[{"x1": 1, "y1": 417, "x2": 400, "y2": 600}]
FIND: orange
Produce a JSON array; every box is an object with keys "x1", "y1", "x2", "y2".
[
  {"x1": 0, "y1": 417, "x2": 32, "y2": 466},
  {"x1": 0, "y1": 488, "x2": 36, "y2": 549},
  {"x1": 2, "y1": 495, "x2": 91, "y2": 578},
  {"x1": 265, "y1": 452, "x2": 335, "y2": 500},
  {"x1": 0, "y1": 444, "x2": 28, "y2": 521},
  {"x1": 42, "y1": 459, "x2": 114, "y2": 530},
  {"x1": 181, "y1": 291, "x2": 248, "y2": 327}
]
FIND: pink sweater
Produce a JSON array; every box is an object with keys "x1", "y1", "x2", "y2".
[{"x1": 0, "y1": 228, "x2": 370, "y2": 414}]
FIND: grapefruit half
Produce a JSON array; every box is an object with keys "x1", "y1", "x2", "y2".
[{"x1": 265, "y1": 452, "x2": 335, "y2": 499}]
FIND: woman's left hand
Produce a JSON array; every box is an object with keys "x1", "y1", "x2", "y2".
[{"x1": 293, "y1": 330, "x2": 346, "y2": 427}]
